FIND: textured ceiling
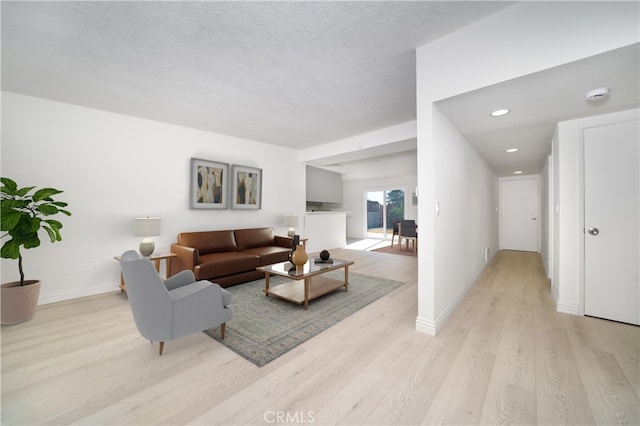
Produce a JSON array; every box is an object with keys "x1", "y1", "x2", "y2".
[
  {"x1": 4, "y1": 2, "x2": 637, "y2": 177},
  {"x1": 1, "y1": 1, "x2": 514, "y2": 149}
]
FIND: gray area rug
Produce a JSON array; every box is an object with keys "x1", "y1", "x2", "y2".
[{"x1": 204, "y1": 271, "x2": 404, "y2": 367}]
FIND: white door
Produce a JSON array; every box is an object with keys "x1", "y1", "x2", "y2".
[
  {"x1": 584, "y1": 120, "x2": 639, "y2": 325},
  {"x1": 500, "y1": 178, "x2": 539, "y2": 252}
]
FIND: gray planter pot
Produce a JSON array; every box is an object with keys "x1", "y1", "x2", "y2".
[{"x1": 1, "y1": 280, "x2": 41, "y2": 324}]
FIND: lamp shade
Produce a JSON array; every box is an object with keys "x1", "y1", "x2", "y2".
[
  {"x1": 284, "y1": 214, "x2": 299, "y2": 238},
  {"x1": 134, "y1": 217, "x2": 161, "y2": 256},
  {"x1": 134, "y1": 217, "x2": 161, "y2": 237},
  {"x1": 284, "y1": 215, "x2": 299, "y2": 228}
]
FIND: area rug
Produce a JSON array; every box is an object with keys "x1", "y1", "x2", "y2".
[
  {"x1": 204, "y1": 271, "x2": 404, "y2": 367},
  {"x1": 372, "y1": 244, "x2": 417, "y2": 257}
]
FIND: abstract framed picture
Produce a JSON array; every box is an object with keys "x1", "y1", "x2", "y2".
[
  {"x1": 231, "y1": 165, "x2": 262, "y2": 209},
  {"x1": 190, "y1": 158, "x2": 229, "y2": 209}
]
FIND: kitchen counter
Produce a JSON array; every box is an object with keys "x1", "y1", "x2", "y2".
[
  {"x1": 304, "y1": 212, "x2": 347, "y2": 253},
  {"x1": 306, "y1": 211, "x2": 351, "y2": 215}
]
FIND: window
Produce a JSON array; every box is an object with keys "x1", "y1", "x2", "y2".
[{"x1": 366, "y1": 189, "x2": 405, "y2": 239}]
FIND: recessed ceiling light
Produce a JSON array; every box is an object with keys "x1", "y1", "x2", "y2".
[
  {"x1": 506, "y1": 148, "x2": 518, "y2": 153},
  {"x1": 490, "y1": 109, "x2": 510, "y2": 117},
  {"x1": 514, "y1": 170, "x2": 523, "y2": 175}
]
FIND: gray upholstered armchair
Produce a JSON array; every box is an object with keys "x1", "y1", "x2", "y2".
[{"x1": 119, "y1": 250, "x2": 232, "y2": 355}]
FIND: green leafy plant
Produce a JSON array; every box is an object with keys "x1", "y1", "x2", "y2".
[{"x1": 1, "y1": 177, "x2": 71, "y2": 286}]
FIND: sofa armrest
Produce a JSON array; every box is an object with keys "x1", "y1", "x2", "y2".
[
  {"x1": 274, "y1": 235, "x2": 294, "y2": 249},
  {"x1": 171, "y1": 243, "x2": 199, "y2": 275}
]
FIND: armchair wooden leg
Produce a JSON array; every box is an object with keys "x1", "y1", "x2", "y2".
[
  {"x1": 159, "y1": 341, "x2": 165, "y2": 356},
  {"x1": 220, "y1": 323, "x2": 226, "y2": 340}
]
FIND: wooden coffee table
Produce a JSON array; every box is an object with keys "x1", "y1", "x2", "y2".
[{"x1": 257, "y1": 258, "x2": 354, "y2": 309}]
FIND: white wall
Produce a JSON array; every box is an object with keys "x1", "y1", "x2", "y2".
[
  {"x1": 341, "y1": 150, "x2": 417, "y2": 239},
  {"x1": 553, "y1": 108, "x2": 640, "y2": 315},
  {"x1": 551, "y1": 127, "x2": 561, "y2": 305},
  {"x1": 430, "y1": 107, "x2": 498, "y2": 328},
  {"x1": 1, "y1": 92, "x2": 306, "y2": 304},
  {"x1": 415, "y1": 1, "x2": 639, "y2": 335},
  {"x1": 540, "y1": 155, "x2": 551, "y2": 278}
]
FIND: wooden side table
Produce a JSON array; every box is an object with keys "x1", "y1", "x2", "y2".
[{"x1": 113, "y1": 252, "x2": 177, "y2": 292}]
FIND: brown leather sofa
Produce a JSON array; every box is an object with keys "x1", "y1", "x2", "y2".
[{"x1": 170, "y1": 227, "x2": 293, "y2": 287}]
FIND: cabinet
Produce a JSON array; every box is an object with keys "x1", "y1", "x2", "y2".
[{"x1": 306, "y1": 165, "x2": 343, "y2": 203}]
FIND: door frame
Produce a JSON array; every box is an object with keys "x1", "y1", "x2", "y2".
[
  {"x1": 580, "y1": 118, "x2": 639, "y2": 319},
  {"x1": 551, "y1": 109, "x2": 638, "y2": 318},
  {"x1": 363, "y1": 187, "x2": 407, "y2": 239},
  {"x1": 498, "y1": 175, "x2": 541, "y2": 252}
]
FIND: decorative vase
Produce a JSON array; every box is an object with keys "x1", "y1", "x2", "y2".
[
  {"x1": 291, "y1": 244, "x2": 308, "y2": 270},
  {"x1": 1, "y1": 280, "x2": 41, "y2": 324}
]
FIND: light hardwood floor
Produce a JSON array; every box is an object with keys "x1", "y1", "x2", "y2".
[{"x1": 2, "y1": 249, "x2": 638, "y2": 425}]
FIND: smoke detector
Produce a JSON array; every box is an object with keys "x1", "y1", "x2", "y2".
[{"x1": 585, "y1": 88, "x2": 609, "y2": 101}]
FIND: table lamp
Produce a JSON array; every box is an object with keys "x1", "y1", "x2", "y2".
[
  {"x1": 284, "y1": 214, "x2": 299, "y2": 237},
  {"x1": 134, "y1": 217, "x2": 161, "y2": 256}
]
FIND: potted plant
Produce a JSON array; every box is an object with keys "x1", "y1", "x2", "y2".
[{"x1": 1, "y1": 177, "x2": 71, "y2": 324}]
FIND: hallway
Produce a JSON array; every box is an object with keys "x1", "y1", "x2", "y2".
[{"x1": 438, "y1": 249, "x2": 639, "y2": 425}]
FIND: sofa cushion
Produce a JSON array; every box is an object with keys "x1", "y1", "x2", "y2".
[
  {"x1": 234, "y1": 227, "x2": 275, "y2": 251},
  {"x1": 177, "y1": 230, "x2": 237, "y2": 255},
  {"x1": 242, "y1": 246, "x2": 292, "y2": 266},
  {"x1": 194, "y1": 252, "x2": 260, "y2": 280}
]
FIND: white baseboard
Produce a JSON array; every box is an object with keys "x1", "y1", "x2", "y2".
[
  {"x1": 39, "y1": 284, "x2": 119, "y2": 305},
  {"x1": 416, "y1": 251, "x2": 494, "y2": 336},
  {"x1": 415, "y1": 316, "x2": 436, "y2": 336},
  {"x1": 556, "y1": 300, "x2": 579, "y2": 315}
]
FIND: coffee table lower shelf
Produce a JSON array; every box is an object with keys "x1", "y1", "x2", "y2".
[
  {"x1": 258, "y1": 259, "x2": 354, "y2": 309},
  {"x1": 263, "y1": 276, "x2": 348, "y2": 308}
]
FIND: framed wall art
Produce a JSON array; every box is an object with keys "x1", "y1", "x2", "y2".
[
  {"x1": 190, "y1": 158, "x2": 229, "y2": 209},
  {"x1": 231, "y1": 164, "x2": 262, "y2": 209}
]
